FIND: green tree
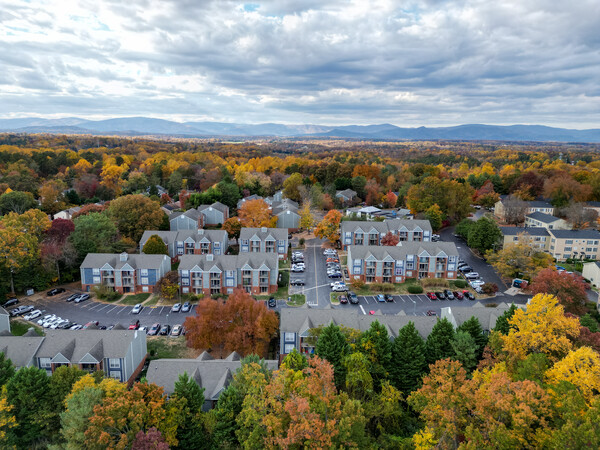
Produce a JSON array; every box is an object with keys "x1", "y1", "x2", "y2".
[
  {"x1": 281, "y1": 348, "x2": 308, "y2": 371},
  {"x1": 0, "y1": 190, "x2": 37, "y2": 215},
  {"x1": 216, "y1": 181, "x2": 241, "y2": 210},
  {"x1": 455, "y1": 218, "x2": 473, "y2": 240},
  {"x1": 493, "y1": 304, "x2": 519, "y2": 335},
  {"x1": 0, "y1": 353, "x2": 15, "y2": 387},
  {"x1": 351, "y1": 176, "x2": 367, "y2": 199},
  {"x1": 5, "y1": 366, "x2": 52, "y2": 448},
  {"x1": 389, "y1": 321, "x2": 427, "y2": 394},
  {"x1": 467, "y1": 217, "x2": 502, "y2": 253},
  {"x1": 425, "y1": 317, "x2": 455, "y2": 365},
  {"x1": 580, "y1": 314, "x2": 599, "y2": 333},
  {"x1": 106, "y1": 194, "x2": 166, "y2": 242},
  {"x1": 47, "y1": 366, "x2": 86, "y2": 440},
  {"x1": 358, "y1": 320, "x2": 392, "y2": 391},
  {"x1": 173, "y1": 372, "x2": 208, "y2": 449},
  {"x1": 315, "y1": 323, "x2": 351, "y2": 389},
  {"x1": 424, "y1": 203, "x2": 444, "y2": 231},
  {"x1": 168, "y1": 171, "x2": 183, "y2": 196},
  {"x1": 451, "y1": 331, "x2": 478, "y2": 372},
  {"x1": 282, "y1": 173, "x2": 303, "y2": 202},
  {"x1": 343, "y1": 352, "x2": 373, "y2": 400},
  {"x1": 457, "y1": 316, "x2": 488, "y2": 360},
  {"x1": 60, "y1": 386, "x2": 104, "y2": 449},
  {"x1": 142, "y1": 234, "x2": 168, "y2": 255},
  {"x1": 70, "y1": 212, "x2": 119, "y2": 258}
]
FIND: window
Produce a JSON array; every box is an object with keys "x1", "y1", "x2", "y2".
[
  {"x1": 565, "y1": 240, "x2": 573, "y2": 245},
  {"x1": 182, "y1": 287, "x2": 189, "y2": 293},
  {"x1": 143, "y1": 286, "x2": 149, "y2": 292},
  {"x1": 181, "y1": 278, "x2": 190, "y2": 286},
  {"x1": 140, "y1": 269, "x2": 148, "y2": 277},
  {"x1": 226, "y1": 278, "x2": 234, "y2": 287},
  {"x1": 39, "y1": 358, "x2": 51, "y2": 369},
  {"x1": 181, "y1": 270, "x2": 189, "y2": 277},
  {"x1": 564, "y1": 247, "x2": 572, "y2": 252},
  {"x1": 141, "y1": 277, "x2": 149, "y2": 285},
  {"x1": 93, "y1": 276, "x2": 100, "y2": 284},
  {"x1": 110, "y1": 371, "x2": 121, "y2": 379},
  {"x1": 284, "y1": 344, "x2": 295, "y2": 354},
  {"x1": 93, "y1": 268, "x2": 100, "y2": 275},
  {"x1": 284, "y1": 332, "x2": 295, "y2": 342},
  {"x1": 109, "y1": 358, "x2": 120, "y2": 368}
]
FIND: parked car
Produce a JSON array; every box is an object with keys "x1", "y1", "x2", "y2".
[
  {"x1": 435, "y1": 291, "x2": 446, "y2": 300},
  {"x1": 171, "y1": 303, "x2": 181, "y2": 313},
  {"x1": 37, "y1": 314, "x2": 54, "y2": 325},
  {"x1": 70, "y1": 324, "x2": 83, "y2": 330},
  {"x1": 426, "y1": 310, "x2": 437, "y2": 316},
  {"x1": 291, "y1": 265, "x2": 305, "y2": 272},
  {"x1": 470, "y1": 280, "x2": 485, "y2": 287},
  {"x1": 290, "y1": 279, "x2": 305, "y2": 286},
  {"x1": 426, "y1": 292, "x2": 437, "y2": 300},
  {"x1": 65, "y1": 293, "x2": 79, "y2": 302},
  {"x1": 10, "y1": 305, "x2": 34, "y2": 317},
  {"x1": 431, "y1": 234, "x2": 440, "y2": 241},
  {"x1": 332, "y1": 284, "x2": 348, "y2": 292},
  {"x1": 463, "y1": 290, "x2": 476, "y2": 300},
  {"x1": 181, "y1": 302, "x2": 192, "y2": 312},
  {"x1": 459, "y1": 266, "x2": 473, "y2": 273},
  {"x1": 328, "y1": 273, "x2": 342, "y2": 279},
  {"x1": 47, "y1": 288, "x2": 66, "y2": 296},
  {"x1": 2, "y1": 297, "x2": 19, "y2": 308},
  {"x1": 338, "y1": 295, "x2": 348, "y2": 304},
  {"x1": 453, "y1": 291, "x2": 464, "y2": 300},
  {"x1": 24, "y1": 309, "x2": 42, "y2": 321},
  {"x1": 376, "y1": 294, "x2": 386, "y2": 302},
  {"x1": 132, "y1": 303, "x2": 143, "y2": 314},
  {"x1": 384, "y1": 294, "x2": 394, "y2": 302},
  {"x1": 159, "y1": 324, "x2": 171, "y2": 336},
  {"x1": 444, "y1": 289, "x2": 455, "y2": 300},
  {"x1": 465, "y1": 272, "x2": 480, "y2": 280},
  {"x1": 268, "y1": 297, "x2": 276, "y2": 307},
  {"x1": 148, "y1": 323, "x2": 161, "y2": 336},
  {"x1": 348, "y1": 291, "x2": 359, "y2": 304},
  {"x1": 129, "y1": 319, "x2": 140, "y2": 330},
  {"x1": 369, "y1": 310, "x2": 376, "y2": 315},
  {"x1": 74, "y1": 293, "x2": 90, "y2": 303},
  {"x1": 171, "y1": 324, "x2": 183, "y2": 336}
]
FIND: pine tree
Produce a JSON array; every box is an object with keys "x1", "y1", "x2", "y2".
[
  {"x1": 358, "y1": 321, "x2": 392, "y2": 391},
  {"x1": 425, "y1": 318, "x2": 455, "y2": 366},
  {"x1": 173, "y1": 372, "x2": 208, "y2": 449},
  {"x1": 389, "y1": 322, "x2": 427, "y2": 394},
  {"x1": 457, "y1": 316, "x2": 488, "y2": 360},
  {"x1": 0, "y1": 353, "x2": 15, "y2": 387},
  {"x1": 451, "y1": 331, "x2": 478, "y2": 372},
  {"x1": 315, "y1": 323, "x2": 350, "y2": 389},
  {"x1": 493, "y1": 304, "x2": 518, "y2": 335}
]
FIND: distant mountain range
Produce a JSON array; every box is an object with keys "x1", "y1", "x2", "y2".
[{"x1": 0, "y1": 117, "x2": 599, "y2": 142}]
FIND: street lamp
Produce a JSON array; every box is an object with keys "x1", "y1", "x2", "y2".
[{"x1": 410, "y1": 298, "x2": 416, "y2": 316}]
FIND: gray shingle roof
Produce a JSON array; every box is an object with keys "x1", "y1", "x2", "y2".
[
  {"x1": 0, "y1": 336, "x2": 45, "y2": 368},
  {"x1": 140, "y1": 229, "x2": 227, "y2": 248},
  {"x1": 178, "y1": 252, "x2": 278, "y2": 271},
  {"x1": 341, "y1": 219, "x2": 432, "y2": 235},
  {"x1": 548, "y1": 229, "x2": 600, "y2": 239},
  {"x1": 239, "y1": 227, "x2": 288, "y2": 241},
  {"x1": 80, "y1": 253, "x2": 169, "y2": 270},
  {"x1": 146, "y1": 353, "x2": 279, "y2": 396},
  {"x1": 197, "y1": 202, "x2": 228, "y2": 215},
  {"x1": 526, "y1": 212, "x2": 560, "y2": 223},
  {"x1": 170, "y1": 208, "x2": 201, "y2": 221},
  {"x1": 348, "y1": 241, "x2": 459, "y2": 260},
  {"x1": 336, "y1": 189, "x2": 357, "y2": 199},
  {"x1": 279, "y1": 309, "x2": 438, "y2": 339},
  {"x1": 500, "y1": 227, "x2": 550, "y2": 237},
  {"x1": 441, "y1": 304, "x2": 525, "y2": 331}
]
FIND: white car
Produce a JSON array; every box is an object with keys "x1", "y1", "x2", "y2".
[
  {"x1": 38, "y1": 314, "x2": 55, "y2": 325},
  {"x1": 24, "y1": 310, "x2": 42, "y2": 321},
  {"x1": 50, "y1": 319, "x2": 68, "y2": 329},
  {"x1": 70, "y1": 324, "x2": 83, "y2": 330},
  {"x1": 465, "y1": 272, "x2": 480, "y2": 280},
  {"x1": 132, "y1": 303, "x2": 143, "y2": 314},
  {"x1": 44, "y1": 317, "x2": 62, "y2": 328}
]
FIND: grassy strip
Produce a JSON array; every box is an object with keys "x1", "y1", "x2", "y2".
[
  {"x1": 147, "y1": 336, "x2": 190, "y2": 360},
  {"x1": 330, "y1": 293, "x2": 341, "y2": 305},
  {"x1": 120, "y1": 293, "x2": 151, "y2": 305},
  {"x1": 287, "y1": 294, "x2": 306, "y2": 307},
  {"x1": 10, "y1": 318, "x2": 44, "y2": 336},
  {"x1": 255, "y1": 285, "x2": 289, "y2": 300}
]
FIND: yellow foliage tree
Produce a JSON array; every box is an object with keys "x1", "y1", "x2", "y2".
[
  {"x1": 546, "y1": 347, "x2": 600, "y2": 404},
  {"x1": 299, "y1": 202, "x2": 314, "y2": 230},
  {"x1": 238, "y1": 199, "x2": 277, "y2": 228},
  {"x1": 0, "y1": 386, "x2": 17, "y2": 441},
  {"x1": 501, "y1": 293, "x2": 580, "y2": 363}
]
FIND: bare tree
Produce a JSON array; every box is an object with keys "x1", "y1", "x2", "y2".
[
  {"x1": 503, "y1": 195, "x2": 527, "y2": 225},
  {"x1": 561, "y1": 203, "x2": 598, "y2": 229}
]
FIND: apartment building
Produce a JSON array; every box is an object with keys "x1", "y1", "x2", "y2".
[
  {"x1": 80, "y1": 252, "x2": 170, "y2": 293},
  {"x1": 341, "y1": 219, "x2": 432, "y2": 250},
  {"x1": 239, "y1": 227, "x2": 289, "y2": 259},
  {"x1": 139, "y1": 229, "x2": 228, "y2": 260},
  {"x1": 499, "y1": 227, "x2": 550, "y2": 250},
  {"x1": 524, "y1": 212, "x2": 570, "y2": 230},
  {"x1": 178, "y1": 252, "x2": 279, "y2": 296},
  {"x1": 494, "y1": 196, "x2": 554, "y2": 222},
  {"x1": 347, "y1": 242, "x2": 459, "y2": 284},
  {"x1": 169, "y1": 202, "x2": 229, "y2": 230}
]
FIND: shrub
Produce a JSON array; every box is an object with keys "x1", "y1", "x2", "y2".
[
  {"x1": 299, "y1": 238, "x2": 305, "y2": 246},
  {"x1": 421, "y1": 278, "x2": 449, "y2": 288},
  {"x1": 278, "y1": 270, "x2": 290, "y2": 288},
  {"x1": 371, "y1": 283, "x2": 394, "y2": 292},
  {"x1": 92, "y1": 285, "x2": 122, "y2": 301},
  {"x1": 407, "y1": 285, "x2": 424, "y2": 294},
  {"x1": 350, "y1": 279, "x2": 366, "y2": 290},
  {"x1": 453, "y1": 279, "x2": 468, "y2": 289},
  {"x1": 181, "y1": 293, "x2": 203, "y2": 302},
  {"x1": 482, "y1": 283, "x2": 499, "y2": 295}
]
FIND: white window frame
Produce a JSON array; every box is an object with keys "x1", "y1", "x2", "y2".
[
  {"x1": 109, "y1": 358, "x2": 120, "y2": 369},
  {"x1": 140, "y1": 269, "x2": 149, "y2": 277}
]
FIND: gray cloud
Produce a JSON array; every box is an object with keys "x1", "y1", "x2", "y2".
[{"x1": 0, "y1": 0, "x2": 599, "y2": 127}]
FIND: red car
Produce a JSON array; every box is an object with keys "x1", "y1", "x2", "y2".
[
  {"x1": 339, "y1": 295, "x2": 348, "y2": 304},
  {"x1": 426, "y1": 292, "x2": 437, "y2": 300},
  {"x1": 453, "y1": 291, "x2": 464, "y2": 300},
  {"x1": 128, "y1": 319, "x2": 140, "y2": 330}
]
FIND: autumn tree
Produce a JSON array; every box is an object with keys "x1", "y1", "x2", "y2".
[
  {"x1": 71, "y1": 203, "x2": 106, "y2": 219},
  {"x1": 39, "y1": 179, "x2": 67, "y2": 215},
  {"x1": 45, "y1": 218, "x2": 75, "y2": 243},
  {"x1": 222, "y1": 217, "x2": 242, "y2": 240},
  {"x1": 156, "y1": 271, "x2": 179, "y2": 300},
  {"x1": 502, "y1": 293, "x2": 580, "y2": 364},
  {"x1": 315, "y1": 209, "x2": 342, "y2": 245},
  {"x1": 343, "y1": 352, "x2": 374, "y2": 401},
  {"x1": 365, "y1": 178, "x2": 381, "y2": 205},
  {"x1": 546, "y1": 346, "x2": 600, "y2": 404},
  {"x1": 502, "y1": 194, "x2": 528, "y2": 225},
  {"x1": 529, "y1": 267, "x2": 588, "y2": 315},
  {"x1": 383, "y1": 191, "x2": 398, "y2": 208},
  {"x1": 544, "y1": 174, "x2": 591, "y2": 208},
  {"x1": 562, "y1": 202, "x2": 598, "y2": 229},
  {"x1": 315, "y1": 323, "x2": 351, "y2": 389},
  {"x1": 185, "y1": 289, "x2": 279, "y2": 357},
  {"x1": 487, "y1": 240, "x2": 552, "y2": 280},
  {"x1": 299, "y1": 202, "x2": 314, "y2": 230},
  {"x1": 0, "y1": 190, "x2": 37, "y2": 215},
  {"x1": 132, "y1": 427, "x2": 170, "y2": 450},
  {"x1": 424, "y1": 203, "x2": 444, "y2": 231},
  {"x1": 406, "y1": 176, "x2": 474, "y2": 223},
  {"x1": 282, "y1": 173, "x2": 303, "y2": 202},
  {"x1": 474, "y1": 179, "x2": 500, "y2": 208},
  {"x1": 238, "y1": 198, "x2": 277, "y2": 228},
  {"x1": 142, "y1": 234, "x2": 168, "y2": 255},
  {"x1": 106, "y1": 194, "x2": 166, "y2": 242},
  {"x1": 381, "y1": 231, "x2": 400, "y2": 246}
]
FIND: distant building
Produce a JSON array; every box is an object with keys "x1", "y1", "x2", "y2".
[
  {"x1": 494, "y1": 196, "x2": 554, "y2": 222},
  {"x1": 499, "y1": 227, "x2": 550, "y2": 251},
  {"x1": 335, "y1": 189, "x2": 358, "y2": 204},
  {"x1": 54, "y1": 206, "x2": 81, "y2": 220},
  {"x1": 169, "y1": 202, "x2": 229, "y2": 230},
  {"x1": 524, "y1": 212, "x2": 570, "y2": 230},
  {"x1": 582, "y1": 262, "x2": 600, "y2": 287}
]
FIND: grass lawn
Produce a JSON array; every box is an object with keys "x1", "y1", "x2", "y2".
[
  {"x1": 287, "y1": 294, "x2": 306, "y2": 307},
  {"x1": 120, "y1": 293, "x2": 151, "y2": 305},
  {"x1": 330, "y1": 292, "x2": 342, "y2": 305},
  {"x1": 279, "y1": 259, "x2": 290, "y2": 270},
  {"x1": 147, "y1": 336, "x2": 198, "y2": 361},
  {"x1": 144, "y1": 295, "x2": 161, "y2": 306},
  {"x1": 256, "y1": 285, "x2": 289, "y2": 300},
  {"x1": 10, "y1": 319, "x2": 44, "y2": 336}
]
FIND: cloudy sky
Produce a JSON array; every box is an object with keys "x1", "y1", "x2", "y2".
[{"x1": 1, "y1": 0, "x2": 599, "y2": 127}]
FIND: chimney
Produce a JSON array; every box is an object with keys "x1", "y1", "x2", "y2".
[
  {"x1": 206, "y1": 254, "x2": 214, "y2": 261},
  {"x1": 119, "y1": 252, "x2": 128, "y2": 262},
  {"x1": 261, "y1": 226, "x2": 267, "y2": 232}
]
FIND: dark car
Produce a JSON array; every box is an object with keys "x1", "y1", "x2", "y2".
[
  {"x1": 453, "y1": 291, "x2": 464, "y2": 300},
  {"x1": 426, "y1": 310, "x2": 437, "y2": 316},
  {"x1": 181, "y1": 302, "x2": 191, "y2": 313},
  {"x1": 159, "y1": 324, "x2": 171, "y2": 336},
  {"x1": 435, "y1": 291, "x2": 446, "y2": 300},
  {"x1": 339, "y1": 295, "x2": 348, "y2": 304},
  {"x1": 268, "y1": 297, "x2": 276, "y2": 308},
  {"x1": 290, "y1": 279, "x2": 305, "y2": 286},
  {"x1": 1, "y1": 297, "x2": 18, "y2": 308},
  {"x1": 129, "y1": 319, "x2": 140, "y2": 330},
  {"x1": 65, "y1": 293, "x2": 79, "y2": 302},
  {"x1": 47, "y1": 288, "x2": 66, "y2": 296},
  {"x1": 463, "y1": 290, "x2": 475, "y2": 300},
  {"x1": 328, "y1": 273, "x2": 342, "y2": 279},
  {"x1": 148, "y1": 323, "x2": 161, "y2": 336},
  {"x1": 348, "y1": 291, "x2": 359, "y2": 304},
  {"x1": 384, "y1": 294, "x2": 394, "y2": 302},
  {"x1": 426, "y1": 292, "x2": 437, "y2": 300},
  {"x1": 444, "y1": 289, "x2": 455, "y2": 300}
]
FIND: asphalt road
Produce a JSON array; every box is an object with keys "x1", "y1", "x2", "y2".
[{"x1": 288, "y1": 237, "x2": 332, "y2": 308}]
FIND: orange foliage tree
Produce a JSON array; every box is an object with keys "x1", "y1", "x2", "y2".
[
  {"x1": 528, "y1": 268, "x2": 588, "y2": 315},
  {"x1": 184, "y1": 288, "x2": 279, "y2": 357},
  {"x1": 238, "y1": 199, "x2": 277, "y2": 228},
  {"x1": 381, "y1": 232, "x2": 400, "y2": 246},
  {"x1": 315, "y1": 209, "x2": 342, "y2": 245}
]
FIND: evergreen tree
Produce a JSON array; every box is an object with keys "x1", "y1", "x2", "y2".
[
  {"x1": 390, "y1": 322, "x2": 427, "y2": 394},
  {"x1": 315, "y1": 323, "x2": 351, "y2": 389},
  {"x1": 493, "y1": 304, "x2": 519, "y2": 335},
  {"x1": 173, "y1": 372, "x2": 209, "y2": 449},
  {"x1": 425, "y1": 318, "x2": 455, "y2": 365},
  {"x1": 211, "y1": 384, "x2": 243, "y2": 447},
  {"x1": 0, "y1": 353, "x2": 14, "y2": 387},
  {"x1": 358, "y1": 321, "x2": 392, "y2": 391},
  {"x1": 451, "y1": 331, "x2": 478, "y2": 372},
  {"x1": 457, "y1": 316, "x2": 488, "y2": 360},
  {"x1": 281, "y1": 348, "x2": 308, "y2": 371},
  {"x1": 60, "y1": 386, "x2": 103, "y2": 448},
  {"x1": 5, "y1": 366, "x2": 52, "y2": 447},
  {"x1": 47, "y1": 366, "x2": 86, "y2": 441}
]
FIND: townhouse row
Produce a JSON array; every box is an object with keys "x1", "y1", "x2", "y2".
[{"x1": 340, "y1": 219, "x2": 433, "y2": 250}]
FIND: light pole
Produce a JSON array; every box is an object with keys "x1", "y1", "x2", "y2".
[{"x1": 410, "y1": 298, "x2": 416, "y2": 316}]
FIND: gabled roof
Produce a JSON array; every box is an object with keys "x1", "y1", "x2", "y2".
[
  {"x1": 548, "y1": 229, "x2": 600, "y2": 239},
  {"x1": 500, "y1": 227, "x2": 550, "y2": 237},
  {"x1": 239, "y1": 227, "x2": 288, "y2": 241},
  {"x1": 525, "y1": 212, "x2": 561, "y2": 223},
  {"x1": 178, "y1": 252, "x2": 279, "y2": 272},
  {"x1": 170, "y1": 208, "x2": 201, "y2": 221},
  {"x1": 197, "y1": 202, "x2": 229, "y2": 215},
  {"x1": 335, "y1": 189, "x2": 357, "y2": 199},
  {"x1": 441, "y1": 304, "x2": 525, "y2": 331},
  {"x1": 0, "y1": 335, "x2": 45, "y2": 368},
  {"x1": 81, "y1": 253, "x2": 169, "y2": 270},
  {"x1": 341, "y1": 219, "x2": 432, "y2": 235},
  {"x1": 347, "y1": 242, "x2": 459, "y2": 261}
]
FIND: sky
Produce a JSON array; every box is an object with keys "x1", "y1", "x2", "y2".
[{"x1": 1, "y1": 0, "x2": 599, "y2": 127}]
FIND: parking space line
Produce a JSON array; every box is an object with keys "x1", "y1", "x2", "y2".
[
  {"x1": 359, "y1": 305, "x2": 366, "y2": 315},
  {"x1": 362, "y1": 296, "x2": 369, "y2": 304},
  {"x1": 105, "y1": 305, "x2": 118, "y2": 314},
  {"x1": 95, "y1": 304, "x2": 111, "y2": 311},
  {"x1": 117, "y1": 307, "x2": 128, "y2": 314}
]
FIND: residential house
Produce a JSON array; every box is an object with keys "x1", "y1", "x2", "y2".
[
  {"x1": 139, "y1": 229, "x2": 228, "y2": 260},
  {"x1": 272, "y1": 201, "x2": 300, "y2": 231},
  {"x1": 80, "y1": 252, "x2": 171, "y2": 293},
  {"x1": 146, "y1": 351, "x2": 278, "y2": 411},
  {"x1": 499, "y1": 227, "x2": 550, "y2": 251},
  {"x1": 547, "y1": 229, "x2": 600, "y2": 261},
  {"x1": 347, "y1": 242, "x2": 459, "y2": 284},
  {"x1": 0, "y1": 306, "x2": 9, "y2": 334},
  {"x1": 33, "y1": 329, "x2": 147, "y2": 383},
  {"x1": 584, "y1": 201, "x2": 600, "y2": 216},
  {"x1": 169, "y1": 202, "x2": 229, "y2": 230},
  {"x1": 0, "y1": 332, "x2": 45, "y2": 369},
  {"x1": 54, "y1": 206, "x2": 81, "y2": 220},
  {"x1": 582, "y1": 262, "x2": 600, "y2": 287},
  {"x1": 279, "y1": 309, "x2": 437, "y2": 359},
  {"x1": 239, "y1": 227, "x2": 289, "y2": 259},
  {"x1": 237, "y1": 194, "x2": 263, "y2": 209},
  {"x1": 524, "y1": 212, "x2": 571, "y2": 230},
  {"x1": 335, "y1": 189, "x2": 358, "y2": 204},
  {"x1": 341, "y1": 219, "x2": 432, "y2": 250},
  {"x1": 265, "y1": 190, "x2": 283, "y2": 205},
  {"x1": 441, "y1": 302, "x2": 525, "y2": 332},
  {"x1": 178, "y1": 252, "x2": 279, "y2": 295},
  {"x1": 197, "y1": 202, "x2": 229, "y2": 226},
  {"x1": 493, "y1": 196, "x2": 554, "y2": 221}
]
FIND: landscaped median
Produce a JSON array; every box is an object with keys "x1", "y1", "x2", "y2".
[
  {"x1": 287, "y1": 294, "x2": 306, "y2": 307},
  {"x1": 346, "y1": 277, "x2": 479, "y2": 297}
]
